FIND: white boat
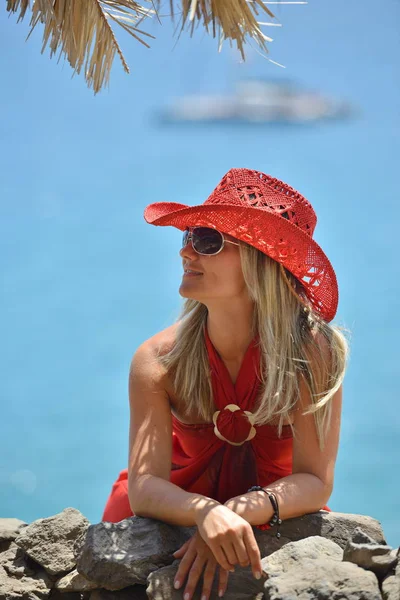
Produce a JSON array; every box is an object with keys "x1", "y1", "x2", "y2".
[{"x1": 158, "y1": 78, "x2": 354, "y2": 125}]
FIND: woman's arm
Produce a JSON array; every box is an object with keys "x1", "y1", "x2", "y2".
[
  {"x1": 225, "y1": 336, "x2": 343, "y2": 525},
  {"x1": 128, "y1": 341, "x2": 221, "y2": 526}
]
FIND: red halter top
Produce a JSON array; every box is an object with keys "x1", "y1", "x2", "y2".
[{"x1": 102, "y1": 325, "x2": 329, "y2": 523}]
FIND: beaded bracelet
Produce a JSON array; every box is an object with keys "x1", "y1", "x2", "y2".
[{"x1": 247, "y1": 485, "x2": 282, "y2": 538}]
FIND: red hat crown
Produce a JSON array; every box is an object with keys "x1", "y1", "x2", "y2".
[{"x1": 204, "y1": 168, "x2": 317, "y2": 238}]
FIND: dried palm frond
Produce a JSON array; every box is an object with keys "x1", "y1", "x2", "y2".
[
  {"x1": 6, "y1": 0, "x2": 294, "y2": 93},
  {"x1": 170, "y1": 0, "x2": 277, "y2": 61},
  {"x1": 6, "y1": 0, "x2": 155, "y2": 93}
]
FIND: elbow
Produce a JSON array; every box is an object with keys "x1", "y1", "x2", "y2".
[
  {"x1": 128, "y1": 473, "x2": 152, "y2": 516},
  {"x1": 319, "y1": 478, "x2": 333, "y2": 507}
]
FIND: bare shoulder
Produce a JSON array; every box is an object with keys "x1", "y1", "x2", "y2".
[{"x1": 129, "y1": 322, "x2": 179, "y2": 385}]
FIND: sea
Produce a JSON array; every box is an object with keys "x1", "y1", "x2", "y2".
[{"x1": 0, "y1": 1, "x2": 399, "y2": 547}]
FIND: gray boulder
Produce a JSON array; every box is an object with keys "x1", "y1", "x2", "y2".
[
  {"x1": 14, "y1": 507, "x2": 90, "y2": 576},
  {"x1": 0, "y1": 541, "x2": 49, "y2": 579},
  {"x1": 261, "y1": 536, "x2": 343, "y2": 578},
  {"x1": 0, "y1": 558, "x2": 52, "y2": 600},
  {"x1": 263, "y1": 559, "x2": 382, "y2": 600},
  {"x1": 88, "y1": 586, "x2": 149, "y2": 599},
  {"x1": 382, "y1": 553, "x2": 400, "y2": 600},
  {"x1": 146, "y1": 559, "x2": 266, "y2": 600},
  {"x1": 351, "y1": 527, "x2": 381, "y2": 545},
  {"x1": 48, "y1": 592, "x2": 82, "y2": 600},
  {"x1": 343, "y1": 540, "x2": 398, "y2": 581},
  {"x1": 0, "y1": 518, "x2": 28, "y2": 542},
  {"x1": 74, "y1": 516, "x2": 195, "y2": 591},
  {"x1": 253, "y1": 510, "x2": 386, "y2": 559},
  {"x1": 55, "y1": 568, "x2": 99, "y2": 592}
]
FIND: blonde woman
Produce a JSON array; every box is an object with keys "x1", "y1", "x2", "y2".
[{"x1": 102, "y1": 168, "x2": 349, "y2": 600}]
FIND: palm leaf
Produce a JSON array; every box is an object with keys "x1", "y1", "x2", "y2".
[
  {"x1": 171, "y1": 0, "x2": 277, "y2": 61},
  {"x1": 6, "y1": 0, "x2": 155, "y2": 93},
  {"x1": 6, "y1": 0, "x2": 286, "y2": 92}
]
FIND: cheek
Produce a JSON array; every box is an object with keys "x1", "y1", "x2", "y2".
[{"x1": 217, "y1": 256, "x2": 245, "y2": 289}]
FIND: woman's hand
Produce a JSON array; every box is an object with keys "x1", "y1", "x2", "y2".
[
  {"x1": 172, "y1": 530, "x2": 231, "y2": 599},
  {"x1": 195, "y1": 503, "x2": 262, "y2": 579}
]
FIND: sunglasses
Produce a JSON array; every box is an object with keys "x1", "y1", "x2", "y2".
[{"x1": 182, "y1": 227, "x2": 240, "y2": 256}]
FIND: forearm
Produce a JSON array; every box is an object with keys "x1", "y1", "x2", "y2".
[
  {"x1": 129, "y1": 474, "x2": 220, "y2": 527},
  {"x1": 225, "y1": 473, "x2": 332, "y2": 526}
]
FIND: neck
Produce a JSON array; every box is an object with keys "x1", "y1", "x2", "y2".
[{"x1": 205, "y1": 299, "x2": 255, "y2": 363}]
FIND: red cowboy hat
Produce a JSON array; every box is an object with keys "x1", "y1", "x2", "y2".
[{"x1": 144, "y1": 168, "x2": 338, "y2": 322}]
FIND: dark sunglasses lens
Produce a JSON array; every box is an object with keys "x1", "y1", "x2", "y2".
[
  {"x1": 192, "y1": 227, "x2": 223, "y2": 255},
  {"x1": 182, "y1": 229, "x2": 190, "y2": 248}
]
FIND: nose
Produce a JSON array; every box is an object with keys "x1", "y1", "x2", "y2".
[{"x1": 179, "y1": 237, "x2": 197, "y2": 259}]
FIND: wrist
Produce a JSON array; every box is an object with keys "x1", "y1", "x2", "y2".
[
  {"x1": 193, "y1": 497, "x2": 221, "y2": 526},
  {"x1": 225, "y1": 492, "x2": 274, "y2": 525},
  {"x1": 247, "y1": 487, "x2": 282, "y2": 536}
]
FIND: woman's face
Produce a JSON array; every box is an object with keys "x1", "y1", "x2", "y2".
[{"x1": 179, "y1": 229, "x2": 248, "y2": 303}]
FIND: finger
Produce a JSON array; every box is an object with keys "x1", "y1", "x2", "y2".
[
  {"x1": 220, "y1": 542, "x2": 239, "y2": 568},
  {"x1": 173, "y1": 538, "x2": 191, "y2": 558},
  {"x1": 200, "y1": 557, "x2": 218, "y2": 600},
  {"x1": 232, "y1": 537, "x2": 251, "y2": 567},
  {"x1": 218, "y1": 567, "x2": 230, "y2": 597},
  {"x1": 183, "y1": 554, "x2": 207, "y2": 600},
  {"x1": 243, "y1": 527, "x2": 263, "y2": 578},
  {"x1": 206, "y1": 542, "x2": 235, "y2": 573},
  {"x1": 174, "y1": 545, "x2": 197, "y2": 590}
]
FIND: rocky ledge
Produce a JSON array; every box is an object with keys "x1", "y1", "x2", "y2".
[{"x1": 0, "y1": 508, "x2": 399, "y2": 599}]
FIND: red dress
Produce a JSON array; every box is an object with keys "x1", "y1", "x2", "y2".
[{"x1": 102, "y1": 325, "x2": 330, "y2": 522}]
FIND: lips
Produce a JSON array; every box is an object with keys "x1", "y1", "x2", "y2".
[{"x1": 183, "y1": 266, "x2": 203, "y2": 274}]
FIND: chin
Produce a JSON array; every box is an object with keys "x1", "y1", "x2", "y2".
[{"x1": 179, "y1": 284, "x2": 203, "y2": 301}]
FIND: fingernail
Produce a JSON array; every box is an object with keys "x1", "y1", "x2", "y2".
[
  {"x1": 201, "y1": 595, "x2": 207, "y2": 600},
  {"x1": 255, "y1": 571, "x2": 261, "y2": 580},
  {"x1": 219, "y1": 591, "x2": 224, "y2": 598},
  {"x1": 174, "y1": 580, "x2": 180, "y2": 589},
  {"x1": 184, "y1": 593, "x2": 190, "y2": 600}
]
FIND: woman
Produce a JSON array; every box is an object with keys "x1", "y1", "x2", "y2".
[{"x1": 102, "y1": 168, "x2": 349, "y2": 600}]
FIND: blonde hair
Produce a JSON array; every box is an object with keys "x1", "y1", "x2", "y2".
[{"x1": 157, "y1": 243, "x2": 350, "y2": 450}]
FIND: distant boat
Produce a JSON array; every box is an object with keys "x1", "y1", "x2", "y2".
[{"x1": 157, "y1": 78, "x2": 355, "y2": 125}]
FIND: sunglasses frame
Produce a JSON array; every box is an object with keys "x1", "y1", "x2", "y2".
[{"x1": 182, "y1": 227, "x2": 240, "y2": 256}]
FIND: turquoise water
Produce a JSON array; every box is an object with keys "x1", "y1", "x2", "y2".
[{"x1": 0, "y1": 1, "x2": 399, "y2": 546}]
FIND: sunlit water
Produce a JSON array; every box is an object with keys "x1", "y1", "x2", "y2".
[{"x1": 0, "y1": 0, "x2": 399, "y2": 547}]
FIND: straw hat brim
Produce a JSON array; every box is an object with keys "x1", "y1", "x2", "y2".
[{"x1": 144, "y1": 202, "x2": 338, "y2": 322}]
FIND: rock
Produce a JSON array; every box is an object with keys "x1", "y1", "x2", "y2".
[
  {"x1": 49, "y1": 591, "x2": 83, "y2": 600},
  {"x1": 263, "y1": 559, "x2": 382, "y2": 600},
  {"x1": 343, "y1": 540, "x2": 398, "y2": 581},
  {"x1": 0, "y1": 541, "x2": 49, "y2": 579},
  {"x1": 382, "y1": 554, "x2": 400, "y2": 600},
  {"x1": 261, "y1": 536, "x2": 343, "y2": 578},
  {"x1": 0, "y1": 561, "x2": 52, "y2": 600},
  {"x1": 383, "y1": 575, "x2": 400, "y2": 600},
  {"x1": 0, "y1": 518, "x2": 28, "y2": 542},
  {"x1": 351, "y1": 527, "x2": 380, "y2": 545},
  {"x1": 0, "y1": 540, "x2": 13, "y2": 554},
  {"x1": 146, "y1": 559, "x2": 265, "y2": 600},
  {"x1": 55, "y1": 568, "x2": 99, "y2": 592},
  {"x1": 0, "y1": 508, "x2": 393, "y2": 600},
  {"x1": 15, "y1": 507, "x2": 90, "y2": 576},
  {"x1": 74, "y1": 517, "x2": 194, "y2": 591},
  {"x1": 253, "y1": 511, "x2": 386, "y2": 559},
  {"x1": 89, "y1": 587, "x2": 149, "y2": 599}
]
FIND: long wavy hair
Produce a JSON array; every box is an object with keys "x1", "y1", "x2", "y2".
[{"x1": 157, "y1": 242, "x2": 350, "y2": 450}]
